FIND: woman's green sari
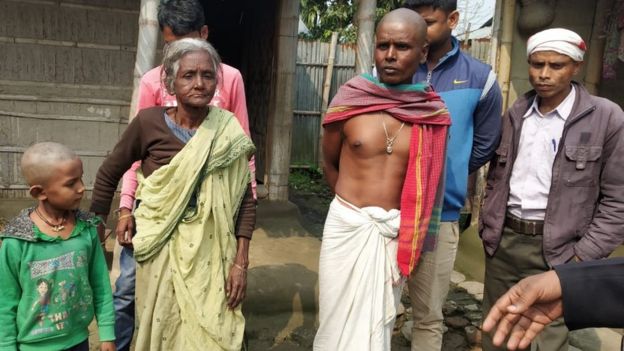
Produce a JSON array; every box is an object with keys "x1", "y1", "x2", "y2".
[{"x1": 132, "y1": 108, "x2": 255, "y2": 351}]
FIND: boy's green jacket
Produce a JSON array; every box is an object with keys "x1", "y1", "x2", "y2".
[{"x1": 0, "y1": 209, "x2": 115, "y2": 351}]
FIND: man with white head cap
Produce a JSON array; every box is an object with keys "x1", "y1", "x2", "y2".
[{"x1": 479, "y1": 27, "x2": 624, "y2": 350}]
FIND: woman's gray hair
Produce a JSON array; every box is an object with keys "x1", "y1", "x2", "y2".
[{"x1": 161, "y1": 38, "x2": 222, "y2": 95}]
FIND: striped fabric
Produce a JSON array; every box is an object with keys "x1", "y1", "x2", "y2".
[{"x1": 323, "y1": 74, "x2": 450, "y2": 276}]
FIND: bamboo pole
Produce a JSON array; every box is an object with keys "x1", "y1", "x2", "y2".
[
  {"x1": 498, "y1": 0, "x2": 516, "y2": 112},
  {"x1": 469, "y1": 0, "x2": 505, "y2": 226},
  {"x1": 128, "y1": 0, "x2": 160, "y2": 119},
  {"x1": 585, "y1": 0, "x2": 615, "y2": 94},
  {"x1": 355, "y1": 0, "x2": 377, "y2": 74},
  {"x1": 266, "y1": 0, "x2": 299, "y2": 201},
  {"x1": 318, "y1": 32, "x2": 339, "y2": 169},
  {"x1": 463, "y1": 23, "x2": 471, "y2": 49},
  {"x1": 489, "y1": 0, "x2": 503, "y2": 67},
  {"x1": 462, "y1": 0, "x2": 471, "y2": 48}
]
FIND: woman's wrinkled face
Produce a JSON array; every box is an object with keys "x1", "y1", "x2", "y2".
[{"x1": 173, "y1": 51, "x2": 217, "y2": 108}]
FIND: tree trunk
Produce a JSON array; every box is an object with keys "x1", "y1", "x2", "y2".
[
  {"x1": 355, "y1": 0, "x2": 377, "y2": 74},
  {"x1": 129, "y1": 0, "x2": 160, "y2": 119}
]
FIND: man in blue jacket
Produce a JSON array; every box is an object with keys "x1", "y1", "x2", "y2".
[{"x1": 403, "y1": 1, "x2": 502, "y2": 349}]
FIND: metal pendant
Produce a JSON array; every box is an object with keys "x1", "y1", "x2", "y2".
[
  {"x1": 386, "y1": 145, "x2": 393, "y2": 154},
  {"x1": 52, "y1": 225, "x2": 65, "y2": 232}
]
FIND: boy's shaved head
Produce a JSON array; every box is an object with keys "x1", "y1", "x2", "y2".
[{"x1": 21, "y1": 142, "x2": 78, "y2": 186}]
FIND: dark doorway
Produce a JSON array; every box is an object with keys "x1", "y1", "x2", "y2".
[
  {"x1": 200, "y1": 0, "x2": 279, "y2": 182},
  {"x1": 201, "y1": 1, "x2": 246, "y2": 68}
]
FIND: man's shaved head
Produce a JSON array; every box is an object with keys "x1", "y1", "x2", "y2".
[
  {"x1": 375, "y1": 8, "x2": 429, "y2": 84},
  {"x1": 377, "y1": 8, "x2": 427, "y2": 43},
  {"x1": 21, "y1": 142, "x2": 78, "y2": 186}
]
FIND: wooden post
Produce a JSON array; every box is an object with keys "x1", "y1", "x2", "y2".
[
  {"x1": 471, "y1": 0, "x2": 504, "y2": 226},
  {"x1": 462, "y1": 23, "x2": 471, "y2": 49},
  {"x1": 128, "y1": 0, "x2": 160, "y2": 119},
  {"x1": 489, "y1": 0, "x2": 503, "y2": 66},
  {"x1": 355, "y1": 0, "x2": 377, "y2": 74},
  {"x1": 584, "y1": 0, "x2": 615, "y2": 94},
  {"x1": 498, "y1": 0, "x2": 516, "y2": 112},
  {"x1": 462, "y1": 0, "x2": 471, "y2": 48},
  {"x1": 266, "y1": 0, "x2": 299, "y2": 201},
  {"x1": 470, "y1": 164, "x2": 488, "y2": 226},
  {"x1": 318, "y1": 32, "x2": 339, "y2": 168}
]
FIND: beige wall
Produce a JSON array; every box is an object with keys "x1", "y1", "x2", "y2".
[{"x1": 507, "y1": 0, "x2": 596, "y2": 105}]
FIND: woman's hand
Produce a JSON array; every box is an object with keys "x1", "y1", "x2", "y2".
[
  {"x1": 115, "y1": 208, "x2": 135, "y2": 249},
  {"x1": 226, "y1": 237, "x2": 250, "y2": 309},
  {"x1": 226, "y1": 263, "x2": 247, "y2": 309},
  {"x1": 100, "y1": 341, "x2": 116, "y2": 351}
]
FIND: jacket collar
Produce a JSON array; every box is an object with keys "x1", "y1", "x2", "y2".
[
  {"x1": 510, "y1": 81, "x2": 595, "y2": 125},
  {"x1": 522, "y1": 85, "x2": 576, "y2": 121},
  {"x1": 419, "y1": 36, "x2": 460, "y2": 73},
  {"x1": 1, "y1": 208, "x2": 39, "y2": 242}
]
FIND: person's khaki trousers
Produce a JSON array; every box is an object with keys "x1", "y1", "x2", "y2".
[
  {"x1": 408, "y1": 221, "x2": 460, "y2": 351},
  {"x1": 482, "y1": 226, "x2": 569, "y2": 351}
]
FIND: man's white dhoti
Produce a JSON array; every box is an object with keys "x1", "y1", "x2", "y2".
[{"x1": 314, "y1": 196, "x2": 403, "y2": 351}]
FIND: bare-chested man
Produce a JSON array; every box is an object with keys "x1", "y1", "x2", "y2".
[{"x1": 313, "y1": 9, "x2": 451, "y2": 351}]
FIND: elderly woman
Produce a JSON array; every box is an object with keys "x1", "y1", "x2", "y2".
[{"x1": 90, "y1": 38, "x2": 255, "y2": 351}]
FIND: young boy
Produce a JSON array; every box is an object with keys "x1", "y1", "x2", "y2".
[{"x1": 0, "y1": 142, "x2": 115, "y2": 351}]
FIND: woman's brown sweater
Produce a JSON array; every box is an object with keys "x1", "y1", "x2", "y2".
[{"x1": 90, "y1": 107, "x2": 256, "y2": 239}]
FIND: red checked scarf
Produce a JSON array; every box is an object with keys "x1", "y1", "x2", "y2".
[{"x1": 322, "y1": 74, "x2": 451, "y2": 276}]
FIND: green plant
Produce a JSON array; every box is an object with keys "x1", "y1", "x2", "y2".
[{"x1": 299, "y1": 0, "x2": 403, "y2": 43}]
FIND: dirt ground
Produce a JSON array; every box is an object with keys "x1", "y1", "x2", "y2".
[{"x1": 287, "y1": 172, "x2": 476, "y2": 351}]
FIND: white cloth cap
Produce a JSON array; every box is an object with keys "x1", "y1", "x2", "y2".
[{"x1": 527, "y1": 28, "x2": 586, "y2": 62}]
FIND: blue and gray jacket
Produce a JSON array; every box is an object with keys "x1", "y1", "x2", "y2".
[{"x1": 413, "y1": 37, "x2": 502, "y2": 221}]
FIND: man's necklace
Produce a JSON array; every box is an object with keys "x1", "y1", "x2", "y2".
[
  {"x1": 381, "y1": 114, "x2": 405, "y2": 154},
  {"x1": 35, "y1": 207, "x2": 67, "y2": 232}
]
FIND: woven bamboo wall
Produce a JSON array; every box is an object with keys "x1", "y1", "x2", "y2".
[{"x1": 0, "y1": 0, "x2": 139, "y2": 197}]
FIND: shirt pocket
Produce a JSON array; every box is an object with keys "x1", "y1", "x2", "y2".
[{"x1": 563, "y1": 145, "x2": 602, "y2": 187}]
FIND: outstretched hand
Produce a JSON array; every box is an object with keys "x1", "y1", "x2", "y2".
[{"x1": 482, "y1": 270, "x2": 564, "y2": 350}]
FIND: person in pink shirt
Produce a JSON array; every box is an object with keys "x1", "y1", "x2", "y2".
[{"x1": 111, "y1": 1, "x2": 255, "y2": 350}]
